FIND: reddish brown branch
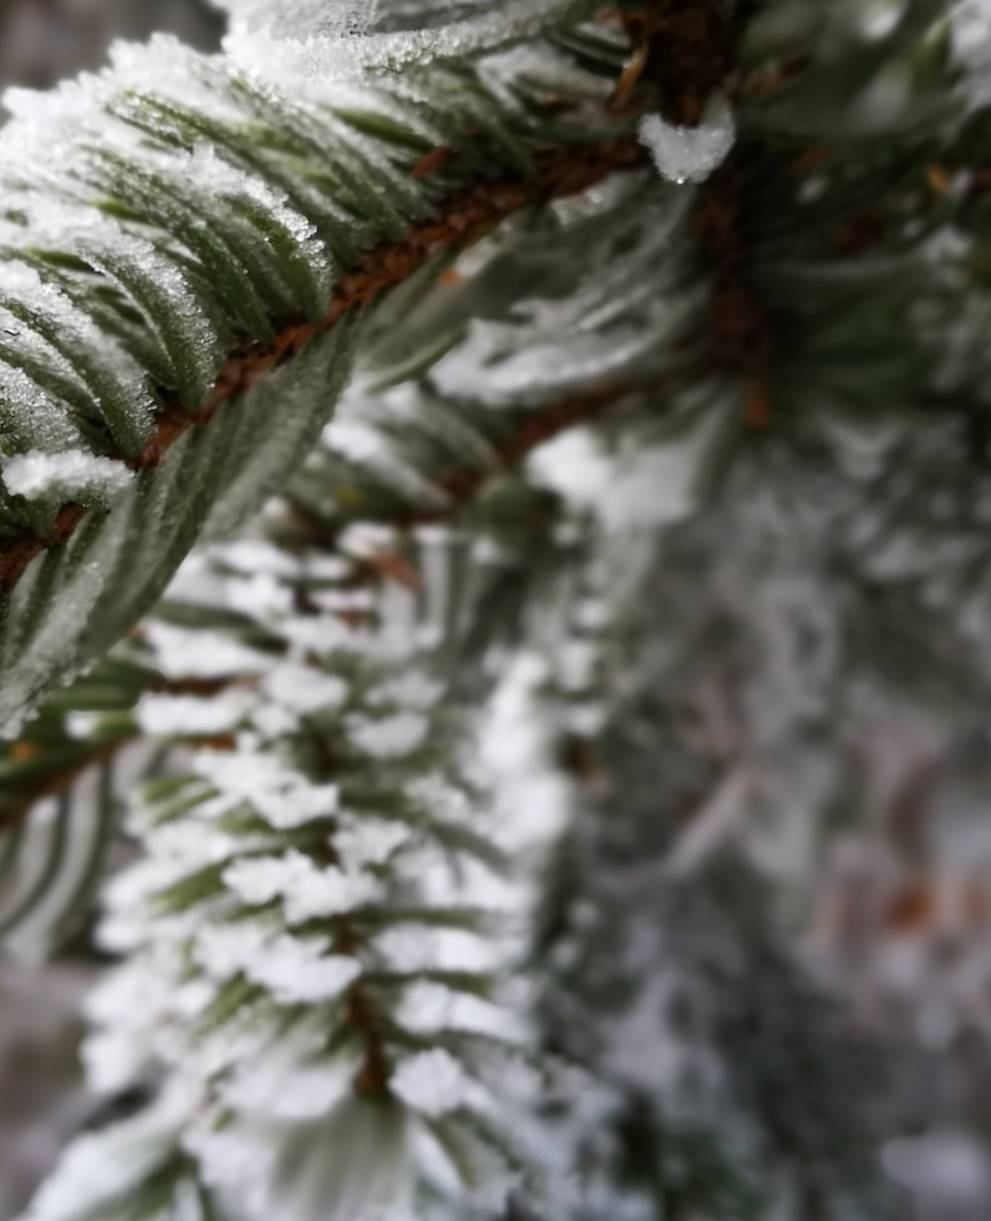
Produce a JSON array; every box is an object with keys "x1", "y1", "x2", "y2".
[
  {"x1": 0, "y1": 504, "x2": 87, "y2": 590},
  {"x1": 0, "y1": 139, "x2": 645, "y2": 593}
]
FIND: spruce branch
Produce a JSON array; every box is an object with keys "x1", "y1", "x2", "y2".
[
  {"x1": 0, "y1": 17, "x2": 646, "y2": 734},
  {"x1": 0, "y1": 138, "x2": 644, "y2": 594}
]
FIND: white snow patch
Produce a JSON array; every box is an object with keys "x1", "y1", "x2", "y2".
[
  {"x1": 263, "y1": 663, "x2": 350, "y2": 715},
  {"x1": 348, "y1": 712, "x2": 429, "y2": 758},
  {"x1": 245, "y1": 937, "x2": 361, "y2": 1005},
  {"x1": 392, "y1": 1050, "x2": 473, "y2": 1118},
  {"x1": 136, "y1": 690, "x2": 255, "y2": 737},
  {"x1": 2, "y1": 449, "x2": 133, "y2": 502},
  {"x1": 639, "y1": 93, "x2": 736, "y2": 185}
]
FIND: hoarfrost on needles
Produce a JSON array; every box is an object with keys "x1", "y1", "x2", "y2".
[
  {"x1": 222, "y1": 852, "x2": 382, "y2": 922},
  {"x1": 245, "y1": 938, "x2": 361, "y2": 1005},
  {"x1": 136, "y1": 691, "x2": 255, "y2": 736},
  {"x1": 2, "y1": 449, "x2": 133, "y2": 504},
  {"x1": 391, "y1": 1049, "x2": 474, "y2": 1118},
  {"x1": 348, "y1": 711, "x2": 430, "y2": 758}
]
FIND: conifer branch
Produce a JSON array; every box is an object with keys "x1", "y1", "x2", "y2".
[{"x1": 0, "y1": 138, "x2": 645, "y2": 594}]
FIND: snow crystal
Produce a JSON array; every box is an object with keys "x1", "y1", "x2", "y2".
[
  {"x1": 374, "y1": 926, "x2": 501, "y2": 975},
  {"x1": 284, "y1": 864, "x2": 382, "y2": 925},
  {"x1": 277, "y1": 613, "x2": 368, "y2": 657},
  {"x1": 332, "y1": 818, "x2": 410, "y2": 869},
  {"x1": 143, "y1": 622, "x2": 272, "y2": 680},
  {"x1": 2, "y1": 449, "x2": 133, "y2": 503},
  {"x1": 224, "y1": 1051, "x2": 361, "y2": 1121},
  {"x1": 309, "y1": 588, "x2": 377, "y2": 615},
  {"x1": 391, "y1": 1050, "x2": 473, "y2": 1118},
  {"x1": 192, "y1": 749, "x2": 342, "y2": 829},
  {"x1": 215, "y1": 0, "x2": 380, "y2": 42},
  {"x1": 639, "y1": 93, "x2": 736, "y2": 185},
  {"x1": 348, "y1": 712, "x2": 429, "y2": 758},
  {"x1": 245, "y1": 936, "x2": 361, "y2": 1004},
  {"x1": 222, "y1": 852, "x2": 382, "y2": 923},
  {"x1": 222, "y1": 852, "x2": 311, "y2": 907},
  {"x1": 251, "y1": 703, "x2": 300, "y2": 741},
  {"x1": 194, "y1": 750, "x2": 324, "y2": 803},
  {"x1": 194, "y1": 919, "x2": 277, "y2": 982},
  {"x1": 405, "y1": 774, "x2": 475, "y2": 829},
  {"x1": 529, "y1": 417, "x2": 722, "y2": 533},
  {"x1": 224, "y1": 573, "x2": 295, "y2": 621},
  {"x1": 302, "y1": 553, "x2": 354, "y2": 582},
  {"x1": 147, "y1": 820, "x2": 255, "y2": 875},
  {"x1": 263, "y1": 663, "x2": 350, "y2": 715},
  {"x1": 215, "y1": 539, "x2": 302, "y2": 579},
  {"x1": 222, "y1": 0, "x2": 591, "y2": 86},
  {"x1": 337, "y1": 522, "x2": 399, "y2": 559},
  {"x1": 366, "y1": 672, "x2": 444, "y2": 710},
  {"x1": 254, "y1": 785, "x2": 342, "y2": 830},
  {"x1": 136, "y1": 690, "x2": 255, "y2": 737},
  {"x1": 397, "y1": 981, "x2": 529, "y2": 1044}
]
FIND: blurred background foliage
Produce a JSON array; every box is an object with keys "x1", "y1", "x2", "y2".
[{"x1": 0, "y1": 0, "x2": 221, "y2": 92}]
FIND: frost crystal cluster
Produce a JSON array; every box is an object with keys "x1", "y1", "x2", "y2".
[
  {"x1": 4, "y1": 1, "x2": 991, "y2": 1218},
  {"x1": 638, "y1": 95, "x2": 736, "y2": 186}
]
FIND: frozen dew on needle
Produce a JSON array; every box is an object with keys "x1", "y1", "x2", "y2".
[{"x1": 639, "y1": 92, "x2": 736, "y2": 186}]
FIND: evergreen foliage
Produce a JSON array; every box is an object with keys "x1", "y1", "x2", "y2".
[{"x1": 3, "y1": 1, "x2": 991, "y2": 1217}]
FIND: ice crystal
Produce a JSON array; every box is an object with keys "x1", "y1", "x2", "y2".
[
  {"x1": 245, "y1": 939, "x2": 361, "y2": 1004},
  {"x1": 143, "y1": 623, "x2": 272, "y2": 680},
  {"x1": 136, "y1": 691, "x2": 254, "y2": 736},
  {"x1": 220, "y1": 0, "x2": 597, "y2": 87},
  {"x1": 347, "y1": 711, "x2": 429, "y2": 758},
  {"x1": 262, "y1": 663, "x2": 350, "y2": 715},
  {"x1": 2, "y1": 449, "x2": 133, "y2": 504},
  {"x1": 639, "y1": 93, "x2": 736, "y2": 185},
  {"x1": 391, "y1": 1049, "x2": 474, "y2": 1118}
]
